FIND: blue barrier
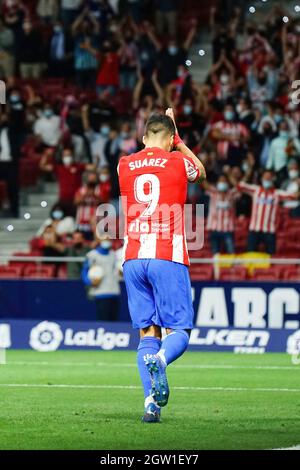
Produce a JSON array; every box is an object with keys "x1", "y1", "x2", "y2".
[
  {"x1": 0, "y1": 318, "x2": 299, "y2": 353},
  {"x1": 0, "y1": 280, "x2": 299, "y2": 331}
]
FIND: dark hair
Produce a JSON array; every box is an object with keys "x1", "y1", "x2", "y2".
[{"x1": 145, "y1": 113, "x2": 176, "y2": 138}]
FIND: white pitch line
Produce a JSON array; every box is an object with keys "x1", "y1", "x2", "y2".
[
  {"x1": 273, "y1": 445, "x2": 300, "y2": 450},
  {"x1": 1, "y1": 383, "x2": 300, "y2": 393},
  {"x1": 7, "y1": 361, "x2": 300, "y2": 371}
]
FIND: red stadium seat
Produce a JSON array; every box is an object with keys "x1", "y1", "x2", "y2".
[
  {"x1": 23, "y1": 265, "x2": 56, "y2": 279},
  {"x1": 0, "y1": 265, "x2": 23, "y2": 279},
  {"x1": 57, "y1": 264, "x2": 67, "y2": 279},
  {"x1": 219, "y1": 266, "x2": 247, "y2": 281},
  {"x1": 251, "y1": 267, "x2": 282, "y2": 281},
  {"x1": 282, "y1": 266, "x2": 300, "y2": 281},
  {"x1": 189, "y1": 264, "x2": 214, "y2": 281}
]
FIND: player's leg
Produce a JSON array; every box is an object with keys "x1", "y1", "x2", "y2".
[
  {"x1": 145, "y1": 260, "x2": 194, "y2": 406},
  {"x1": 123, "y1": 260, "x2": 162, "y2": 422}
]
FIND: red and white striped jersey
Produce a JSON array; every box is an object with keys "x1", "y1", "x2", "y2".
[
  {"x1": 238, "y1": 182, "x2": 293, "y2": 233},
  {"x1": 211, "y1": 120, "x2": 249, "y2": 158},
  {"x1": 206, "y1": 187, "x2": 238, "y2": 232},
  {"x1": 75, "y1": 185, "x2": 103, "y2": 229},
  {"x1": 118, "y1": 147, "x2": 201, "y2": 266}
]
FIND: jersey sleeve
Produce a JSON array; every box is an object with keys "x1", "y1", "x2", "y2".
[{"x1": 182, "y1": 155, "x2": 200, "y2": 183}]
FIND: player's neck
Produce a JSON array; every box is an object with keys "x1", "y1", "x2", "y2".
[{"x1": 144, "y1": 142, "x2": 169, "y2": 152}]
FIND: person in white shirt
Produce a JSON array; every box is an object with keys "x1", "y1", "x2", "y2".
[
  {"x1": 281, "y1": 160, "x2": 300, "y2": 216},
  {"x1": 34, "y1": 103, "x2": 62, "y2": 147}
]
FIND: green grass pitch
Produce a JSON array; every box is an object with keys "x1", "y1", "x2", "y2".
[{"x1": 0, "y1": 350, "x2": 299, "y2": 450}]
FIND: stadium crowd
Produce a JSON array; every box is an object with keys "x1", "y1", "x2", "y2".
[{"x1": 1, "y1": 0, "x2": 300, "y2": 289}]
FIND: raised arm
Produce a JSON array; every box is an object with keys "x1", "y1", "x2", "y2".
[{"x1": 165, "y1": 108, "x2": 206, "y2": 183}]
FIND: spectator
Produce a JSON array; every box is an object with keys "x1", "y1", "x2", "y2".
[
  {"x1": 82, "y1": 233, "x2": 120, "y2": 321},
  {"x1": 0, "y1": 112, "x2": 20, "y2": 217},
  {"x1": 281, "y1": 160, "x2": 300, "y2": 218},
  {"x1": 37, "y1": 0, "x2": 59, "y2": 23},
  {"x1": 16, "y1": 19, "x2": 44, "y2": 79},
  {"x1": 266, "y1": 120, "x2": 300, "y2": 185},
  {"x1": 237, "y1": 171, "x2": 298, "y2": 254},
  {"x1": 60, "y1": 0, "x2": 83, "y2": 29},
  {"x1": 204, "y1": 175, "x2": 237, "y2": 254},
  {"x1": 2, "y1": 0, "x2": 27, "y2": 35},
  {"x1": 40, "y1": 147, "x2": 88, "y2": 210},
  {"x1": 64, "y1": 230, "x2": 89, "y2": 279},
  {"x1": 40, "y1": 224, "x2": 65, "y2": 259},
  {"x1": 211, "y1": 103, "x2": 249, "y2": 165},
  {"x1": 96, "y1": 38, "x2": 120, "y2": 97},
  {"x1": 81, "y1": 103, "x2": 110, "y2": 168},
  {"x1": 48, "y1": 20, "x2": 74, "y2": 77},
  {"x1": 119, "y1": 28, "x2": 139, "y2": 90},
  {"x1": 155, "y1": 0, "x2": 178, "y2": 38},
  {"x1": 0, "y1": 18, "x2": 15, "y2": 78},
  {"x1": 72, "y1": 8, "x2": 100, "y2": 89},
  {"x1": 37, "y1": 203, "x2": 76, "y2": 237},
  {"x1": 34, "y1": 102, "x2": 62, "y2": 148},
  {"x1": 74, "y1": 170, "x2": 103, "y2": 239}
]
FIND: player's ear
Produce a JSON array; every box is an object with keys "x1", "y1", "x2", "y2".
[
  {"x1": 142, "y1": 135, "x2": 146, "y2": 146},
  {"x1": 170, "y1": 134, "x2": 174, "y2": 150}
]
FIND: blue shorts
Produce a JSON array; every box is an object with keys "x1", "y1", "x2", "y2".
[{"x1": 123, "y1": 259, "x2": 194, "y2": 330}]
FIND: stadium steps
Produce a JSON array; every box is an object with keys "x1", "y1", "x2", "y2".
[{"x1": 0, "y1": 182, "x2": 58, "y2": 257}]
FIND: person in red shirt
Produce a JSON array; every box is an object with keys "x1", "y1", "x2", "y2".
[
  {"x1": 96, "y1": 39, "x2": 120, "y2": 97},
  {"x1": 118, "y1": 109, "x2": 206, "y2": 422},
  {"x1": 74, "y1": 170, "x2": 104, "y2": 240},
  {"x1": 40, "y1": 147, "x2": 89, "y2": 212}
]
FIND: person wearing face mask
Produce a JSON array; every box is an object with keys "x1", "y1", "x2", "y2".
[
  {"x1": 40, "y1": 147, "x2": 88, "y2": 209},
  {"x1": 34, "y1": 103, "x2": 62, "y2": 148},
  {"x1": 98, "y1": 167, "x2": 111, "y2": 203},
  {"x1": 156, "y1": 22, "x2": 197, "y2": 86},
  {"x1": 17, "y1": 20, "x2": 43, "y2": 79},
  {"x1": 82, "y1": 233, "x2": 120, "y2": 321},
  {"x1": 74, "y1": 171, "x2": 104, "y2": 239},
  {"x1": 281, "y1": 160, "x2": 300, "y2": 216},
  {"x1": 96, "y1": 39, "x2": 120, "y2": 97},
  {"x1": 266, "y1": 121, "x2": 300, "y2": 186},
  {"x1": 237, "y1": 171, "x2": 299, "y2": 254},
  {"x1": 48, "y1": 21, "x2": 73, "y2": 77},
  {"x1": 211, "y1": 104, "x2": 249, "y2": 164},
  {"x1": 247, "y1": 64, "x2": 278, "y2": 107},
  {"x1": 81, "y1": 103, "x2": 111, "y2": 168},
  {"x1": 204, "y1": 175, "x2": 238, "y2": 254},
  {"x1": 176, "y1": 99, "x2": 204, "y2": 149},
  {"x1": 64, "y1": 230, "x2": 90, "y2": 279}
]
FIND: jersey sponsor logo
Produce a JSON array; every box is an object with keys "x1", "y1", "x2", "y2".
[{"x1": 129, "y1": 158, "x2": 168, "y2": 171}]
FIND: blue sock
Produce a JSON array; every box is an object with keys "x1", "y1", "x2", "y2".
[
  {"x1": 158, "y1": 330, "x2": 190, "y2": 366},
  {"x1": 137, "y1": 336, "x2": 161, "y2": 398}
]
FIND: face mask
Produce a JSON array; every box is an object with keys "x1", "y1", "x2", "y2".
[
  {"x1": 120, "y1": 131, "x2": 129, "y2": 139},
  {"x1": 220, "y1": 74, "x2": 229, "y2": 85},
  {"x1": 236, "y1": 104, "x2": 242, "y2": 114},
  {"x1": 262, "y1": 180, "x2": 273, "y2": 190},
  {"x1": 52, "y1": 210, "x2": 63, "y2": 220},
  {"x1": 10, "y1": 94, "x2": 20, "y2": 103},
  {"x1": 168, "y1": 46, "x2": 178, "y2": 56},
  {"x1": 242, "y1": 162, "x2": 249, "y2": 173},
  {"x1": 99, "y1": 174, "x2": 110, "y2": 183},
  {"x1": 279, "y1": 130, "x2": 289, "y2": 139},
  {"x1": 101, "y1": 240, "x2": 112, "y2": 250},
  {"x1": 63, "y1": 156, "x2": 73, "y2": 166},
  {"x1": 289, "y1": 169, "x2": 299, "y2": 180},
  {"x1": 44, "y1": 109, "x2": 53, "y2": 118},
  {"x1": 217, "y1": 182, "x2": 229, "y2": 192},
  {"x1": 54, "y1": 25, "x2": 62, "y2": 34},
  {"x1": 183, "y1": 105, "x2": 192, "y2": 115},
  {"x1": 224, "y1": 110, "x2": 234, "y2": 121},
  {"x1": 100, "y1": 126, "x2": 110, "y2": 137},
  {"x1": 274, "y1": 114, "x2": 283, "y2": 124}
]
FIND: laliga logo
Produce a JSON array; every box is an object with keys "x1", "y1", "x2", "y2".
[
  {"x1": 29, "y1": 321, "x2": 63, "y2": 352},
  {"x1": 286, "y1": 330, "x2": 300, "y2": 365}
]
